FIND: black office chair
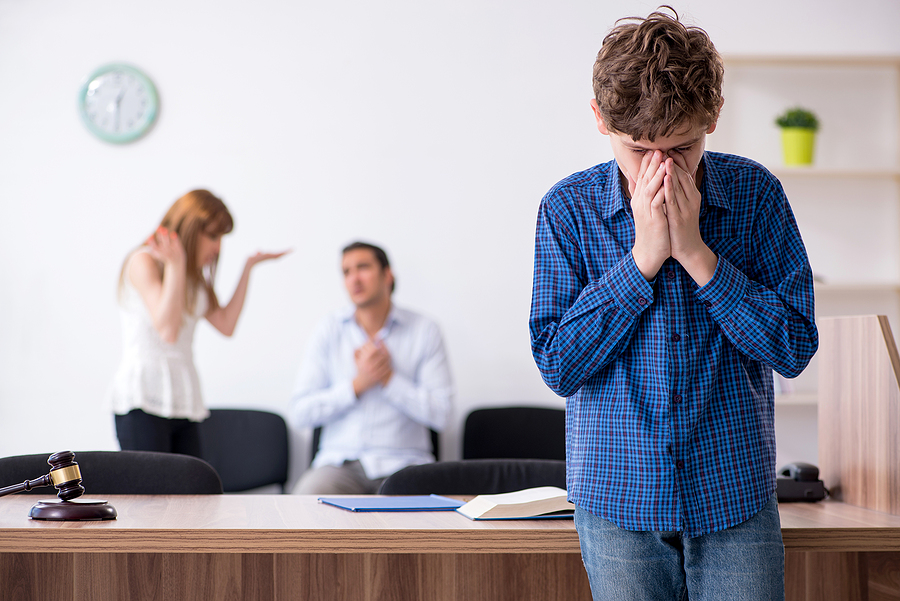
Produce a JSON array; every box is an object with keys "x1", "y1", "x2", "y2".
[
  {"x1": 198, "y1": 408, "x2": 289, "y2": 492},
  {"x1": 462, "y1": 406, "x2": 566, "y2": 460},
  {"x1": 311, "y1": 426, "x2": 441, "y2": 463},
  {"x1": 378, "y1": 458, "x2": 566, "y2": 495},
  {"x1": 0, "y1": 450, "x2": 223, "y2": 494}
]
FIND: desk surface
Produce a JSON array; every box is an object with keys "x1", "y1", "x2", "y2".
[
  {"x1": 0, "y1": 495, "x2": 579, "y2": 554},
  {"x1": 2, "y1": 495, "x2": 900, "y2": 554}
]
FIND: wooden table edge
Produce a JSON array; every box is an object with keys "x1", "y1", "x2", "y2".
[{"x1": 0, "y1": 528, "x2": 583, "y2": 554}]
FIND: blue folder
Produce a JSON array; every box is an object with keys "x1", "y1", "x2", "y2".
[{"x1": 318, "y1": 495, "x2": 464, "y2": 512}]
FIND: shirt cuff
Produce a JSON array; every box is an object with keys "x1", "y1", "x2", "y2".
[
  {"x1": 695, "y1": 255, "x2": 748, "y2": 319},
  {"x1": 601, "y1": 251, "x2": 655, "y2": 316}
]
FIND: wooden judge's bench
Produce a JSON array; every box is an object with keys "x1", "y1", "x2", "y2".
[
  {"x1": 1, "y1": 493, "x2": 900, "y2": 601},
  {"x1": 0, "y1": 315, "x2": 899, "y2": 600}
]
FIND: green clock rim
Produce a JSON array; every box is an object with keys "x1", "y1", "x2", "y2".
[{"x1": 78, "y1": 63, "x2": 159, "y2": 144}]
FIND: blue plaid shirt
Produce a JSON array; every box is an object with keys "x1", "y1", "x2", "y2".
[{"x1": 530, "y1": 152, "x2": 818, "y2": 537}]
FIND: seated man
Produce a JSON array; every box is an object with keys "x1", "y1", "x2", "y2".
[{"x1": 289, "y1": 241, "x2": 454, "y2": 494}]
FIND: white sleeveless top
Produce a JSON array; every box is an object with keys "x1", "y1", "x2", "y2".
[{"x1": 107, "y1": 249, "x2": 210, "y2": 421}]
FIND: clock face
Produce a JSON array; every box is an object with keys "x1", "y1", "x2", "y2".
[{"x1": 78, "y1": 64, "x2": 159, "y2": 144}]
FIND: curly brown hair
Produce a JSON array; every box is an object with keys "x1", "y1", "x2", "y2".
[{"x1": 592, "y1": 6, "x2": 723, "y2": 141}]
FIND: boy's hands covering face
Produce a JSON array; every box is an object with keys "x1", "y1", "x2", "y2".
[
  {"x1": 629, "y1": 150, "x2": 671, "y2": 280},
  {"x1": 664, "y1": 153, "x2": 705, "y2": 264},
  {"x1": 627, "y1": 149, "x2": 718, "y2": 286}
]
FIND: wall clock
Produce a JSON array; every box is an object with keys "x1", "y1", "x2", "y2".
[{"x1": 78, "y1": 63, "x2": 159, "y2": 144}]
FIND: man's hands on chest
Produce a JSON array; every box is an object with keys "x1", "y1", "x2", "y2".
[{"x1": 352, "y1": 339, "x2": 393, "y2": 398}]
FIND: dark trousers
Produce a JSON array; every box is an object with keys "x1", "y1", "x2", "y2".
[{"x1": 115, "y1": 409, "x2": 203, "y2": 457}]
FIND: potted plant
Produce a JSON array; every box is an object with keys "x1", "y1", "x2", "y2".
[{"x1": 775, "y1": 107, "x2": 820, "y2": 166}]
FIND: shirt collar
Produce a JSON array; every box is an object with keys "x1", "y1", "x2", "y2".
[
  {"x1": 339, "y1": 303, "x2": 401, "y2": 338},
  {"x1": 339, "y1": 305, "x2": 356, "y2": 323},
  {"x1": 698, "y1": 153, "x2": 731, "y2": 211},
  {"x1": 600, "y1": 160, "x2": 629, "y2": 220}
]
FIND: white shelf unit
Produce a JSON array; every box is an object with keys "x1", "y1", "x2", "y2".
[
  {"x1": 710, "y1": 55, "x2": 900, "y2": 406},
  {"x1": 774, "y1": 392, "x2": 819, "y2": 406},
  {"x1": 711, "y1": 56, "x2": 900, "y2": 467}
]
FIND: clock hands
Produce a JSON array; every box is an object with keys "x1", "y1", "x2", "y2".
[{"x1": 107, "y1": 88, "x2": 125, "y2": 132}]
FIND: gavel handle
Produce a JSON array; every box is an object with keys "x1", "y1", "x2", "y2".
[{"x1": 0, "y1": 474, "x2": 52, "y2": 498}]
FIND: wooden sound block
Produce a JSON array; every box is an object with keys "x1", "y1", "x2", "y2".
[{"x1": 29, "y1": 498, "x2": 117, "y2": 521}]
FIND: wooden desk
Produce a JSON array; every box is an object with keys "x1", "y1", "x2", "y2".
[
  {"x1": 2, "y1": 496, "x2": 900, "y2": 601},
  {"x1": 0, "y1": 494, "x2": 589, "y2": 601},
  {"x1": 780, "y1": 501, "x2": 900, "y2": 601}
]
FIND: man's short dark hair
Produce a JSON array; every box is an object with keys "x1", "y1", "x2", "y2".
[
  {"x1": 342, "y1": 241, "x2": 395, "y2": 292},
  {"x1": 342, "y1": 241, "x2": 390, "y2": 269},
  {"x1": 592, "y1": 5, "x2": 724, "y2": 141}
]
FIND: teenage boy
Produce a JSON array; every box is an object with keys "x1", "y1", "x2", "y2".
[
  {"x1": 529, "y1": 8, "x2": 818, "y2": 600},
  {"x1": 290, "y1": 242, "x2": 453, "y2": 495}
]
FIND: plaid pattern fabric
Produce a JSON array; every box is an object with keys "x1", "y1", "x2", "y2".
[{"x1": 530, "y1": 152, "x2": 818, "y2": 537}]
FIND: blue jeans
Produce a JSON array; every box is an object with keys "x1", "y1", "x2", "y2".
[{"x1": 575, "y1": 494, "x2": 784, "y2": 601}]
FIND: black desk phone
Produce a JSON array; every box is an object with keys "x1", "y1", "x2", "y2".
[{"x1": 776, "y1": 462, "x2": 827, "y2": 502}]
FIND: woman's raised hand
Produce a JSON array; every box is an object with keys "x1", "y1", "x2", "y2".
[
  {"x1": 204, "y1": 249, "x2": 292, "y2": 337},
  {"x1": 245, "y1": 249, "x2": 291, "y2": 268},
  {"x1": 146, "y1": 227, "x2": 186, "y2": 268}
]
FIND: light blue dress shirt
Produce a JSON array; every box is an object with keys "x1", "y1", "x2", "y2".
[{"x1": 290, "y1": 305, "x2": 454, "y2": 479}]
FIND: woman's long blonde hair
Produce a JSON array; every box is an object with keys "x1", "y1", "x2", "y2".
[{"x1": 119, "y1": 189, "x2": 234, "y2": 313}]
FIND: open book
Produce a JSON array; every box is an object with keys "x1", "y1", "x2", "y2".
[{"x1": 455, "y1": 486, "x2": 574, "y2": 520}]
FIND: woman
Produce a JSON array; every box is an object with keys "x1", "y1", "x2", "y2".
[{"x1": 108, "y1": 189, "x2": 287, "y2": 455}]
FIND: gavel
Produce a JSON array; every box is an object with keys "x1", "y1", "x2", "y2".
[
  {"x1": 0, "y1": 450, "x2": 116, "y2": 520},
  {"x1": 0, "y1": 450, "x2": 85, "y2": 500}
]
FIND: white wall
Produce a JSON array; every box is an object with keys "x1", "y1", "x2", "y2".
[{"x1": 2, "y1": 0, "x2": 899, "y2": 486}]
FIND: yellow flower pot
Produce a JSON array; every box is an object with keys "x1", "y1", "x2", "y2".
[{"x1": 780, "y1": 127, "x2": 816, "y2": 166}]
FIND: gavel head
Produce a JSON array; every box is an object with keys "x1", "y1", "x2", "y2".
[{"x1": 47, "y1": 451, "x2": 85, "y2": 501}]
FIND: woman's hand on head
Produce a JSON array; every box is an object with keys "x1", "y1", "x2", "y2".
[
  {"x1": 246, "y1": 249, "x2": 291, "y2": 269},
  {"x1": 146, "y1": 227, "x2": 186, "y2": 268}
]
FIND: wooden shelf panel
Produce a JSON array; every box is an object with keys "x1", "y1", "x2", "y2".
[
  {"x1": 724, "y1": 55, "x2": 900, "y2": 68},
  {"x1": 814, "y1": 283, "x2": 900, "y2": 293},
  {"x1": 773, "y1": 168, "x2": 900, "y2": 179}
]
